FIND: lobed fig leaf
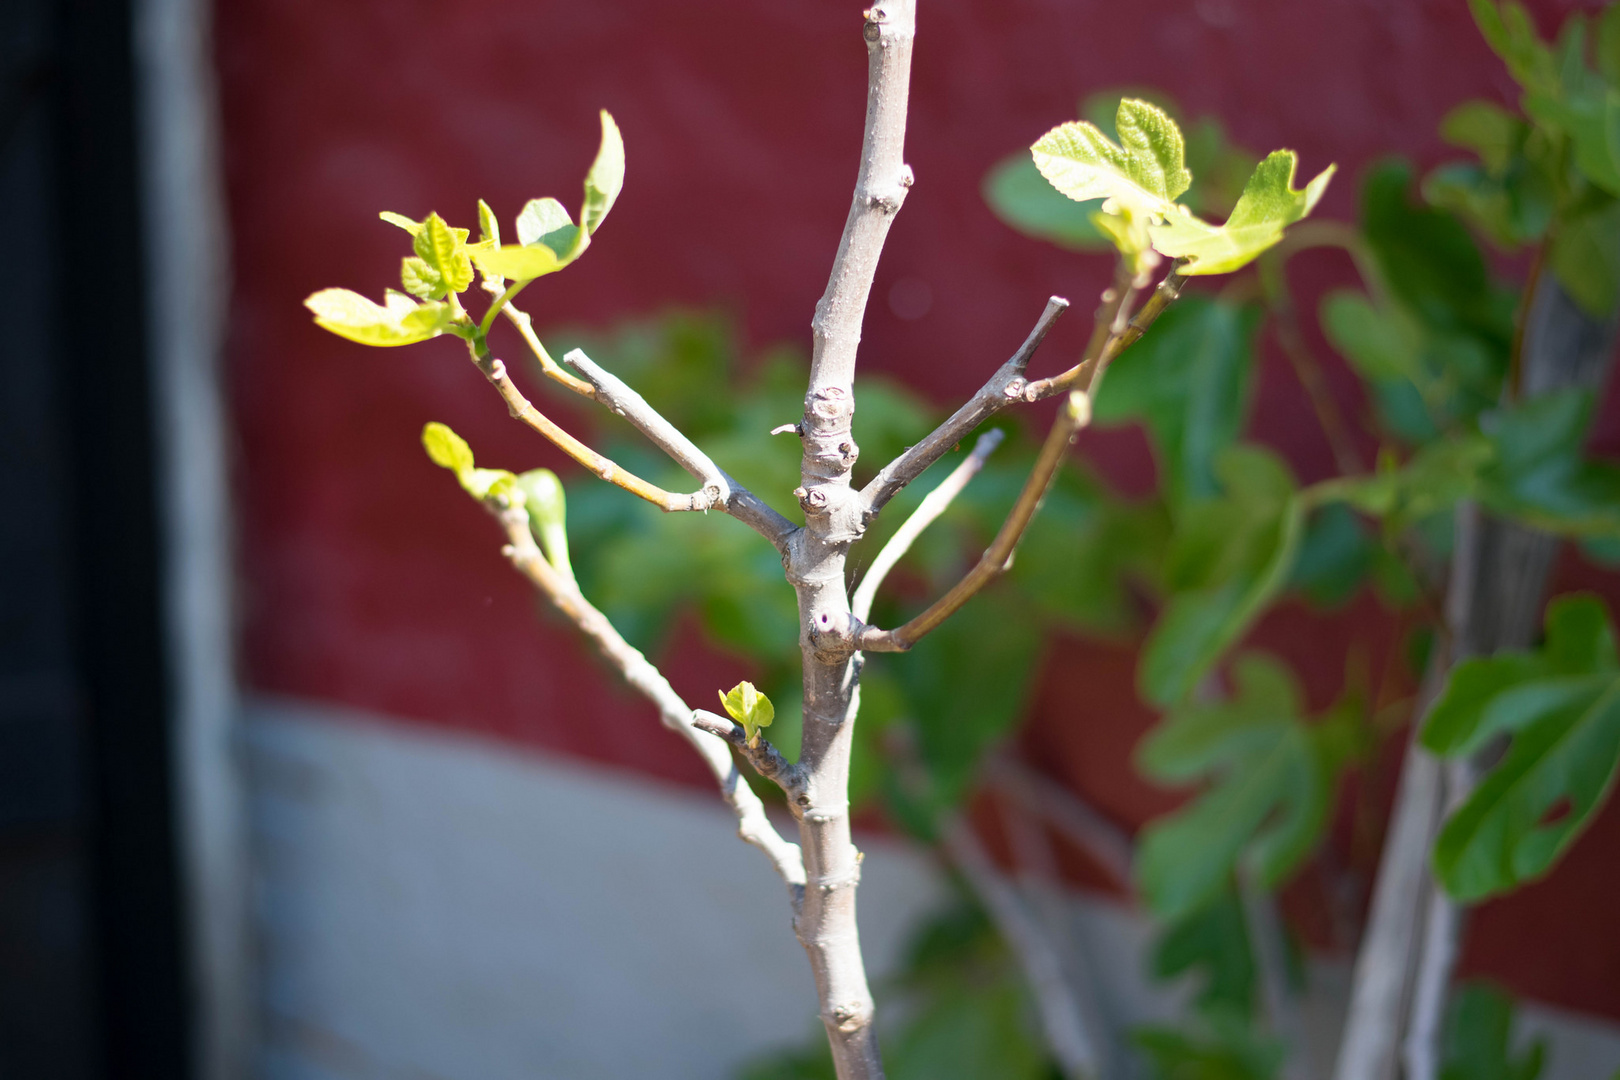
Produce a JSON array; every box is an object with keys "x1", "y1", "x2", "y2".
[
  {"x1": 305, "y1": 287, "x2": 452, "y2": 347},
  {"x1": 1031, "y1": 99, "x2": 1190, "y2": 220},
  {"x1": 1149, "y1": 152, "x2": 1335, "y2": 275},
  {"x1": 1424, "y1": 594, "x2": 1620, "y2": 901}
]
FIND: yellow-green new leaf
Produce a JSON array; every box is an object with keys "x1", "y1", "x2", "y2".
[
  {"x1": 463, "y1": 467, "x2": 519, "y2": 502},
  {"x1": 379, "y1": 210, "x2": 423, "y2": 236},
  {"x1": 471, "y1": 242, "x2": 566, "y2": 282},
  {"x1": 476, "y1": 199, "x2": 501, "y2": 248},
  {"x1": 305, "y1": 287, "x2": 452, "y2": 347},
  {"x1": 1149, "y1": 151, "x2": 1335, "y2": 276},
  {"x1": 516, "y1": 468, "x2": 573, "y2": 583},
  {"x1": 422, "y1": 421, "x2": 474, "y2": 475},
  {"x1": 413, "y1": 212, "x2": 475, "y2": 295},
  {"x1": 582, "y1": 110, "x2": 625, "y2": 235},
  {"x1": 515, "y1": 197, "x2": 582, "y2": 259},
  {"x1": 1091, "y1": 208, "x2": 1155, "y2": 274},
  {"x1": 719, "y1": 681, "x2": 774, "y2": 747},
  {"x1": 400, "y1": 256, "x2": 445, "y2": 300},
  {"x1": 1031, "y1": 99, "x2": 1191, "y2": 220},
  {"x1": 476, "y1": 199, "x2": 504, "y2": 288},
  {"x1": 420, "y1": 422, "x2": 517, "y2": 501}
]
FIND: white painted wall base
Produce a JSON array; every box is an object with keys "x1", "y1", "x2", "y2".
[{"x1": 246, "y1": 698, "x2": 1620, "y2": 1080}]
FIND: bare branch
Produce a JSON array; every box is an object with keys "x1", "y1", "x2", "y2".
[
  {"x1": 1021, "y1": 263, "x2": 1185, "y2": 401},
  {"x1": 488, "y1": 297, "x2": 798, "y2": 546},
  {"x1": 942, "y1": 816, "x2": 1101, "y2": 1080},
  {"x1": 1402, "y1": 758, "x2": 1473, "y2": 1080},
  {"x1": 987, "y1": 758, "x2": 1134, "y2": 889},
  {"x1": 1019, "y1": 261, "x2": 1138, "y2": 402},
  {"x1": 497, "y1": 298, "x2": 597, "y2": 397},
  {"x1": 853, "y1": 261, "x2": 1194, "y2": 654},
  {"x1": 806, "y1": 2, "x2": 917, "y2": 400},
  {"x1": 561, "y1": 348, "x2": 797, "y2": 547},
  {"x1": 1239, "y1": 867, "x2": 1307, "y2": 1080},
  {"x1": 692, "y1": 709, "x2": 809, "y2": 800},
  {"x1": 489, "y1": 500, "x2": 807, "y2": 895},
  {"x1": 469, "y1": 350, "x2": 724, "y2": 513},
  {"x1": 857, "y1": 391, "x2": 1090, "y2": 653},
  {"x1": 998, "y1": 789, "x2": 1118, "y2": 1080},
  {"x1": 858, "y1": 297, "x2": 1068, "y2": 518},
  {"x1": 1336, "y1": 279, "x2": 1619, "y2": 1080},
  {"x1": 851, "y1": 428, "x2": 1004, "y2": 622},
  {"x1": 784, "y1": 5, "x2": 919, "y2": 1076}
]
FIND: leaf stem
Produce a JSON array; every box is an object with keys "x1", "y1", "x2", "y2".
[{"x1": 480, "y1": 277, "x2": 532, "y2": 339}]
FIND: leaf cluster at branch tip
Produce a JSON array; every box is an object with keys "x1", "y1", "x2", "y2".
[
  {"x1": 719, "y1": 681, "x2": 775, "y2": 748},
  {"x1": 306, "y1": 111, "x2": 626, "y2": 345},
  {"x1": 1031, "y1": 99, "x2": 1334, "y2": 275}
]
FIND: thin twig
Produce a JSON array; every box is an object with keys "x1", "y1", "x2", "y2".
[
  {"x1": 987, "y1": 758, "x2": 1134, "y2": 889},
  {"x1": 499, "y1": 299, "x2": 596, "y2": 397},
  {"x1": 470, "y1": 316, "x2": 797, "y2": 546},
  {"x1": 1260, "y1": 255, "x2": 1364, "y2": 477},
  {"x1": 851, "y1": 428, "x2": 1005, "y2": 622},
  {"x1": 857, "y1": 391, "x2": 1089, "y2": 653},
  {"x1": 1239, "y1": 866, "x2": 1307, "y2": 1080},
  {"x1": 490, "y1": 500, "x2": 807, "y2": 895},
  {"x1": 858, "y1": 259, "x2": 1188, "y2": 654},
  {"x1": 1020, "y1": 263, "x2": 1188, "y2": 403},
  {"x1": 858, "y1": 297, "x2": 1068, "y2": 518},
  {"x1": 941, "y1": 816, "x2": 1100, "y2": 1080},
  {"x1": 561, "y1": 348, "x2": 796, "y2": 547},
  {"x1": 998, "y1": 790, "x2": 1117, "y2": 1079},
  {"x1": 1020, "y1": 259, "x2": 1140, "y2": 400},
  {"x1": 692, "y1": 709, "x2": 809, "y2": 800},
  {"x1": 469, "y1": 351, "x2": 722, "y2": 513}
]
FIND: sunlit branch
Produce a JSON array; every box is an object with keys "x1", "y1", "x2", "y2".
[
  {"x1": 858, "y1": 297, "x2": 1069, "y2": 518},
  {"x1": 858, "y1": 390, "x2": 1090, "y2": 653},
  {"x1": 489, "y1": 501, "x2": 806, "y2": 894},
  {"x1": 851, "y1": 428, "x2": 1004, "y2": 623}
]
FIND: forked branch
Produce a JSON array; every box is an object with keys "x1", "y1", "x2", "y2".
[
  {"x1": 852, "y1": 428, "x2": 1005, "y2": 622},
  {"x1": 692, "y1": 709, "x2": 809, "y2": 800},
  {"x1": 490, "y1": 500, "x2": 807, "y2": 894},
  {"x1": 858, "y1": 390, "x2": 1090, "y2": 652},
  {"x1": 859, "y1": 259, "x2": 1187, "y2": 654},
  {"x1": 859, "y1": 297, "x2": 1068, "y2": 517},
  {"x1": 1020, "y1": 263, "x2": 1186, "y2": 400},
  {"x1": 470, "y1": 351, "x2": 719, "y2": 511},
  {"x1": 561, "y1": 347, "x2": 796, "y2": 546},
  {"x1": 468, "y1": 346, "x2": 795, "y2": 547}
]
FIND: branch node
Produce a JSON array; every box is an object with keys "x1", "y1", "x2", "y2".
[
  {"x1": 692, "y1": 709, "x2": 808, "y2": 797},
  {"x1": 858, "y1": 295, "x2": 1070, "y2": 517},
  {"x1": 809, "y1": 610, "x2": 860, "y2": 663},
  {"x1": 771, "y1": 423, "x2": 804, "y2": 436}
]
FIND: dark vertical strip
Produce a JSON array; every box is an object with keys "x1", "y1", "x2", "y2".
[{"x1": 51, "y1": 0, "x2": 192, "y2": 1073}]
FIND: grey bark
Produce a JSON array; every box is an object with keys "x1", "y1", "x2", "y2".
[
  {"x1": 943, "y1": 817, "x2": 1104, "y2": 1080},
  {"x1": 497, "y1": 508, "x2": 807, "y2": 891},
  {"x1": 781, "y1": 5, "x2": 917, "y2": 1076},
  {"x1": 1333, "y1": 277, "x2": 1619, "y2": 1080}
]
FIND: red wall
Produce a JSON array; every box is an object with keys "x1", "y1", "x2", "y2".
[{"x1": 216, "y1": 0, "x2": 1620, "y2": 1019}]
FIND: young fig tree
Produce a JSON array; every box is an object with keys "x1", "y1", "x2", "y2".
[{"x1": 304, "y1": 4, "x2": 1331, "y2": 1075}]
